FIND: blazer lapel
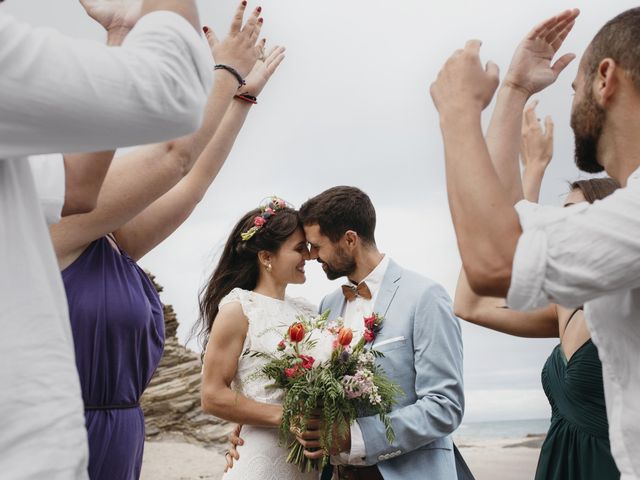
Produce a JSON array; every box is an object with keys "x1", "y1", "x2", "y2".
[
  {"x1": 373, "y1": 259, "x2": 402, "y2": 317},
  {"x1": 332, "y1": 293, "x2": 346, "y2": 321},
  {"x1": 322, "y1": 290, "x2": 346, "y2": 321}
]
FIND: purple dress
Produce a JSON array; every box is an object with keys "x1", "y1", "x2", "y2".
[{"x1": 62, "y1": 237, "x2": 164, "y2": 479}]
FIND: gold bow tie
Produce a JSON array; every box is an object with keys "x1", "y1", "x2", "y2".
[{"x1": 342, "y1": 282, "x2": 372, "y2": 302}]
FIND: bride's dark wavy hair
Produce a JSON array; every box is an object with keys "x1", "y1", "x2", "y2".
[{"x1": 193, "y1": 206, "x2": 300, "y2": 354}]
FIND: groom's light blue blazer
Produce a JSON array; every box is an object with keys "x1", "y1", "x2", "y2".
[{"x1": 319, "y1": 259, "x2": 464, "y2": 479}]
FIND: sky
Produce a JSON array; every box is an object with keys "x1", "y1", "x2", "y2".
[{"x1": 4, "y1": 0, "x2": 636, "y2": 423}]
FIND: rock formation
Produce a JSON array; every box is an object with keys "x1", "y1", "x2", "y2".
[{"x1": 141, "y1": 274, "x2": 233, "y2": 450}]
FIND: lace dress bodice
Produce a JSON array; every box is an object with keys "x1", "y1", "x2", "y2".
[
  {"x1": 219, "y1": 288, "x2": 318, "y2": 480},
  {"x1": 220, "y1": 288, "x2": 316, "y2": 404}
]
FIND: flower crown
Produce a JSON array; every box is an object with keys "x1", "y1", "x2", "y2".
[{"x1": 241, "y1": 196, "x2": 291, "y2": 241}]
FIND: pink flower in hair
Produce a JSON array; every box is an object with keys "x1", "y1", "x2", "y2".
[
  {"x1": 254, "y1": 216, "x2": 266, "y2": 227},
  {"x1": 265, "y1": 207, "x2": 275, "y2": 215}
]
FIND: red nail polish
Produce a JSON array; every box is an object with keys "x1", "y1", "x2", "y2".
[
  {"x1": 257, "y1": 6, "x2": 262, "y2": 12},
  {"x1": 242, "y1": 1, "x2": 247, "y2": 5},
  {"x1": 258, "y1": 17, "x2": 263, "y2": 23},
  {"x1": 202, "y1": 26, "x2": 209, "y2": 34}
]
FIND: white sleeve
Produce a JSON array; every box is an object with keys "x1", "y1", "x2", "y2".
[
  {"x1": 29, "y1": 154, "x2": 66, "y2": 225},
  {"x1": 507, "y1": 185, "x2": 640, "y2": 310},
  {"x1": 347, "y1": 422, "x2": 367, "y2": 464},
  {"x1": 329, "y1": 423, "x2": 366, "y2": 466},
  {"x1": 0, "y1": 11, "x2": 212, "y2": 157}
]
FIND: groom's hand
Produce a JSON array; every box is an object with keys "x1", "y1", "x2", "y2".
[{"x1": 293, "y1": 417, "x2": 351, "y2": 459}]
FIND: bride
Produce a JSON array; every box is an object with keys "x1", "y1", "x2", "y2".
[{"x1": 196, "y1": 198, "x2": 318, "y2": 480}]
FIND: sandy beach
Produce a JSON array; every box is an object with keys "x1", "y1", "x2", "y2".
[{"x1": 141, "y1": 436, "x2": 542, "y2": 480}]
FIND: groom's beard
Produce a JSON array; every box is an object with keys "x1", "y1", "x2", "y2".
[{"x1": 320, "y1": 247, "x2": 356, "y2": 281}]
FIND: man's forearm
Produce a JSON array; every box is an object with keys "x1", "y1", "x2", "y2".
[
  {"x1": 357, "y1": 392, "x2": 463, "y2": 464},
  {"x1": 62, "y1": 152, "x2": 115, "y2": 216},
  {"x1": 141, "y1": 0, "x2": 200, "y2": 31},
  {"x1": 441, "y1": 111, "x2": 521, "y2": 296},
  {"x1": 485, "y1": 85, "x2": 529, "y2": 204}
]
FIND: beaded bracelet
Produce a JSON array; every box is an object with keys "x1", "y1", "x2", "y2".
[
  {"x1": 234, "y1": 93, "x2": 258, "y2": 105},
  {"x1": 214, "y1": 64, "x2": 246, "y2": 87}
]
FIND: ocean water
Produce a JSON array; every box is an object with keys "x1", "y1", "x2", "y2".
[{"x1": 454, "y1": 418, "x2": 550, "y2": 441}]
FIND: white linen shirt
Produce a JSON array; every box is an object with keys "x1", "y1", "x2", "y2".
[
  {"x1": 0, "y1": 10, "x2": 211, "y2": 480},
  {"x1": 507, "y1": 168, "x2": 640, "y2": 480},
  {"x1": 0, "y1": 11, "x2": 212, "y2": 156},
  {"x1": 29, "y1": 154, "x2": 66, "y2": 224},
  {"x1": 333, "y1": 255, "x2": 390, "y2": 465}
]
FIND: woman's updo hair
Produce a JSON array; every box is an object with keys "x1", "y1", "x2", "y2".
[{"x1": 194, "y1": 203, "x2": 300, "y2": 352}]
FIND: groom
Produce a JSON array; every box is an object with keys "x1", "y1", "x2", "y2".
[{"x1": 296, "y1": 186, "x2": 465, "y2": 479}]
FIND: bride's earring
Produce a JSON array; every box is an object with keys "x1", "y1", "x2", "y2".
[{"x1": 266, "y1": 263, "x2": 273, "y2": 273}]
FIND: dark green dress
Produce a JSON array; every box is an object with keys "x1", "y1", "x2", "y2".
[{"x1": 535, "y1": 338, "x2": 620, "y2": 480}]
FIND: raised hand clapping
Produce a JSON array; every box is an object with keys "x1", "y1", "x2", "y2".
[
  {"x1": 203, "y1": 2, "x2": 266, "y2": 80},
  {"x1": 79, "y1": 0, "x2": 142, "y2": 44},
  {"x1": 520, "y1": 100, "x2": 554, "y2": 172},
  {"x1": 238, "y1": 45, "x2": 286, "y2": 99},
  {"x1": 430, "y1": 39, "x2": 500, "y2": 116},
  {"x1": 504, "y1": 9, "x2": 579, "y2": 97}
]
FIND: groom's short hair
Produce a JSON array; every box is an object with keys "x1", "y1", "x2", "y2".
[{"x1": 299, "y1": 186, "x2": 376, "y2": 245}]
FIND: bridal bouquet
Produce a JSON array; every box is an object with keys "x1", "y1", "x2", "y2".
[{"x1": 248, "y1": 311, "x2": 402, "y2": 472}]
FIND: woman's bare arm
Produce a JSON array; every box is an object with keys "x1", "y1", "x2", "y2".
[
  {"x1": 520, "y1": 101, "x2": 554, "y2": 203},
  {"x1": 115, "y1": 45, "x2": 285, "y2": 260},
  {"x1": 454, "y1": 270, "x2": 558, "y2": 338},
  {"x1": 51, "y1": 3, "x2": 263, "y2": 269},
  {"x1": 201, "y1": 302, "x2": 283, "y2": 427}
]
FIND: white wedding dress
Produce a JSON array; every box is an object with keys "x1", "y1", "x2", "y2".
[{"x1": 219, "y1": 288, "x2": 319, "y2": 480}]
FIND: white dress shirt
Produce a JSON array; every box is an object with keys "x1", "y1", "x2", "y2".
[
  {"x1": 0, "y1": 11, "x2": 212, "y2": 156},
  {"x1": 507, "y1": 168, "x2": 640, "y2": 480},
  {"x1": 333, "y1": 255, "x2": 390, "y2": 465},
  {"x1": 0, "y1": 10, "x2": 211, "y2": 480},
  {"x1": 29, "y1": 154, "x2": 66, "y2": 225}
]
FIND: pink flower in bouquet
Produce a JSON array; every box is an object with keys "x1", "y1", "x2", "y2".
[
  {"x1": 288, "y1": 322, "x2": 306, "y2": 343},
  {"x1": 285, "y1": 366, "x2": 300, "y2": 378},
  {"x1": 364, "y1": 329, "x2": 375, "y2": 343},
  {"x1": 277, "y1": 340, "x2": 286, "y2": 351},
  {"x1": 337, "y1": 327, "x2": 353, "y2": 346},
  {"x1": 254, "y1": 216, "x2": 266, "y2": 227},
  {"x1": 342, "y1": 369, "x2": 376, "y2": 400},
  {"x1": 364, "y1": 314, "x2": 376, "y2": 329},
  {"x1": 299, "y1": 354, "x2": 315, "y2": 370}
]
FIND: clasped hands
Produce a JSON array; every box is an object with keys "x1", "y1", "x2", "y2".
[
  {"x1": 290, "y1": 412, "x2": 351, "y2": 459},
  {"x1": 224, "y1": 413, "x2": 351, "y2": 472}
]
